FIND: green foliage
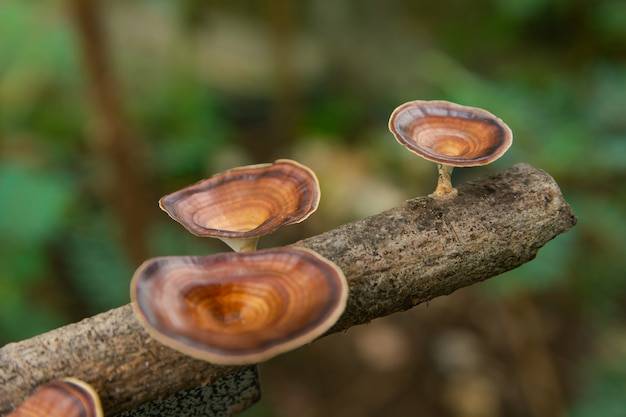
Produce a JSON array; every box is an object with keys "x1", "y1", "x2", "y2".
[
  {"x1": 0, "y1": 163, "x2": 75, "y2": 342},
  {"x1": 0, "y1": 164, "x2": 73, "y2": 245},
  {"x1": 571, "y1": 371, "x2": 626, "y2": 417},
  {"x1": 0, "y1": 1, "x2": 84, "y2": 147},
  {"x1": 63, "y1": 216, "x2": 134, "y2": 312}
]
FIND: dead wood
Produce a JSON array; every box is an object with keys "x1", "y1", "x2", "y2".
[{"x1": 0, "y1": 163, "x2": 576, "y2": 416}]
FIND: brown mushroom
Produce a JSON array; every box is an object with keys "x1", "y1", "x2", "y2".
[
  {"x1": 159, "y1": 159, "x2": 320, "y2": 252},
  {"x1": 7, "y1": 378, "x2": 102, "y2": 417},
  {"x1": 388, "y1": 100, "x2": 513, "y2": 198},
  {"x1": 130, "y1": 247, "x2": 348, "y2": 365}
]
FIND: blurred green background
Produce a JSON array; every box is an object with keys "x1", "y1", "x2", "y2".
[{"x1": 1, "y1": 0, "x2": 625, "y2": 416}]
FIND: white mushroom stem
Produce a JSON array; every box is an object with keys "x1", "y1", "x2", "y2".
[
  {"x1": 432, "y1": 164, "x2": 458, "y2": 198},
  {"x1": 220, "y1": 237, "x2": 260, "y2": 252}
]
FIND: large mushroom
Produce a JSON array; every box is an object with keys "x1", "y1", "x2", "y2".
[
  {"x1": 130, "y1": 247, "x2": 348, "y2": 365},
  {"x1": 388, "y1": 100, "x2": 513, "y2": 198},
  {"x1": 7, "y1": 378, "x2": 103, "y2": 417},
  {"x1": 159, "y1": 159, "x2": 320, "y2": 252}
]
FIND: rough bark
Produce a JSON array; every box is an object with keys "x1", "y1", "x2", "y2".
[
  {"x1": 115, "y1": 367, "x2": 260, "y2": 417},
  {"x1": 0, "y1": 164, "x2": 577, "y2": 416}
]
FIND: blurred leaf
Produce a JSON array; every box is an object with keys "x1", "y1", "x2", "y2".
[
  {"x1": 303, "y1": 94, "x2": 365, "y2": 137},
  {"x1": 594, "y1": 136, "x2": 626, "y2": 171},
  {"x1": 0, "y1": 246, "x2": 47, "y2": 287},
  {"x1": 0, "y1": 0, "x2": 82, "y2": 138},
  {"x1": 495, "y1": 0, "x2": 549, "y2": 20},
  {"x1": 565, "y1": 193, "x2": 626, "y2": 320},
  {"x1": 586, "y1": 64, "x2": 626, "y2": 134},
  {"x1": 0, "y1": 288, "x2": 67, "y2": 344},
  {"x1": 591, "y1": 0, "x2": 626, "y2": 39},
  {"x1": 0, "y1": 246, "x2": 68, "y2": 343},
  {"x1": 140, "y1": 81, "x2": 231, "y2": 178},
  {"x1": 0, "y1": 1, "x2": 76, "y2": 78},
  {"x1": 0, "y1": 163, "x2": 74, "y2": 246},
  {"x1": 64, "y1": 216, "x2": 134, "y2": 312}
]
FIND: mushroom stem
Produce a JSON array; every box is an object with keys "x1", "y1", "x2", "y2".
[
  {"x1": 432, "y1": 164, "x2": 458, "y2": 198},
  {"x1": 220, "y1": 237, "x2": 260, "y2": 252}
]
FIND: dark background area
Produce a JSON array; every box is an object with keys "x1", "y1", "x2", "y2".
[{"x1": 1, "y1": 1, "x2": 625, "y2": 416}]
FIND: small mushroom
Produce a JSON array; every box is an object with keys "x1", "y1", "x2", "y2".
[
  {"x1": 130, "y1": 247, "x2": 348, "y2": 365},
  {"x1": 388, "y1": 100, "x2": 513, "y2": 198},
  {"x1": 8, "y1": 378, "x2": 103, "y2": 417},
  {"x1": 159, "y1": 159, "x2": 320, "y2": 252}
]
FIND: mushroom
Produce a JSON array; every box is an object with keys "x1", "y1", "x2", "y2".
[
  {"x1": 388, "y1": 100, "x2": 513, "y2": 198},
  {"x1": 8, "y1": 378, "x2": 103, "y2": 417},
  {"x1": 130, "y1": 247, "x2": 348, "y2": 365},
  {"x1": 159, "y1": 159, "x2": 320, "y2": 252}
]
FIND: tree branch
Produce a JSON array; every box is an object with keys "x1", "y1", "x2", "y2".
[{"x1": 0, "y1": 164, "x2": 576, "y2": 416}]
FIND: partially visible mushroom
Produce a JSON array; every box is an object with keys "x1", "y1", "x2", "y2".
[
  {"x1": 388, "y1": 100, "x2": 513, "y2": 198},
  {"x1": 8, "y1": 378, "x2": 102, "y2": 417},
  {"x1": 159, "y1": 159, "x2": 320, "y2": 252},
  {"x1": 130, "y1": 247, "x2": 348, "y2": 365}
]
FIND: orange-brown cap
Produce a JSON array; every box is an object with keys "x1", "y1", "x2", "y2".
[
  {"x1": 7, "y1": 378, "x2": 102, "y2": 417},
  {"x1": 388, "y1": 100, "x2": 513, "y2": 167},
  {"x1": 130, "y1": 247, "x2": 348, "y2": 365},
  {"x1": 159, "y1": 159, "x2": 320, "y2": 252}
]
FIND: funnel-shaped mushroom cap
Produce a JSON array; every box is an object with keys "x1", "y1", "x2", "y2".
[
  {"x1": 388, "y1": 100, "x2": 512, "y2": 167},
  {"x1": 130, "y1": 247, "x2": 348, "y2": 365},
  {"x1": 159, "y1": 159, "x2": 320, "y2": 251},
  {"x1": 8, "y1": 378, "x2": 103, "y2": 417}
]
